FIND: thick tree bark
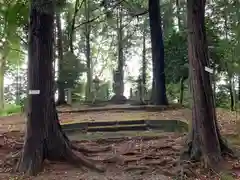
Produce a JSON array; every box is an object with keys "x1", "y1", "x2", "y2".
[
  {"x1": 15, "y1": 3, "x2": 104, "y2": 175},
  {"x1": 149, "y1": 0, "x2": 168, "y2": 105},
  {"x1": 56, "y1": 12, "x2": 66, "y2": 105},
  {"x1": 183, "y1": 0, "x2": 232, "y2": 169}
]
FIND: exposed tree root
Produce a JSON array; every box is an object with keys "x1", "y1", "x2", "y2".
[
  {"x1": 2, "y1": 138, "x2": 110, "y2": 173},
  {"x1": 10, "y1": 110, "x2": 105, "y2": 176},
  {"x1": 145, "y1": 159, "x2": 168, "y2": 166},
  {"x1": 14, "y1": 137, "x2": 105, "y2": 176},
  {"x1": 180, "y1": 139, "x2": 201, "y2": 162},
  {"x1": 218, "y1": 138, "x2": 236, "y2": 158},
  {"x1": 65, "y1": 146, "x2": 105, "y2": 172},
  {"x1": 70, "y1": 143, "x2": 111, "y2": 154},
  {"x1": 102, "y1": 155, "x2": 124, "y2": 164},
  {"x1": 1, "y1": 151, "x2": 22, "y2": 170},
  {"x1": 180, "y1": 136, "x2": 235, "y2": 172},
  {"x1": 124, "y1": 165, "x2": 149, "y2": 172}
]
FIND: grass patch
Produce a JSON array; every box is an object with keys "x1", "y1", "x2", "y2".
[
  {"x1": 219, "y1": 172, "x2": 235, "y2": 180},
  {"x1": 0, "y1": 104, "x2": 21, "y2": 116},
  {"x1": 225, "y1": 134, "x2": 240, "y2": 146}
]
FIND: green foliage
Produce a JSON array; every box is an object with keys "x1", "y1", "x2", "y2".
[
  {"x1": 4, "y1": 0, "x2": 28, "y2": 26},
  {"x1": 0, "y1": 0, "x2": 27, "y2": 73},
  {"x1": 205, "y1": 1, "x2": 240, "y2": 76},
  {"x1": 161, "y1": 0, "x2": 175, "y2": 36},
  {"x1": 215, "y1": 85, "x2": 232, "y2": 109},
  {"x1": 166, "y1": 83, "x2": 179, "y2": 101},
  {"x1": 219, "y1": 172, "x2": 235, "y2": 180},
  {"x1": 4, "y1": 68, "x2": 27, "y2": 104},
  {"x1": 58, "y1": 51, "x2": 86, "y2": 89},
  {"x1": 163, "y1": 9, "x2": 239, "y2": 109},
  {"x1": 166, "y1": 82, "x2": 190, "y2": 106},
  {"x1": 0, "y1": 0, "x2": 238, "y2": 112},
  {"x1": 0, "y1": 104, "x2": 21, "y2": 116},
  {"x1": 164, "y1": 31, "x2": 188, "y2": 84}
]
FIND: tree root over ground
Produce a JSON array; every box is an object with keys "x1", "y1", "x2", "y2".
[
  {"x1": 180, "y1": 136, "x2": 235, "y2": 173},
  {"x1": 1, "y1": 132, "x2": 239, "y2": 179},
  {"x1": 1, "y1": 125, "x2": 110, "y2": 176},
  {"x1": 70, "y1": 142, "x2": 111, "y2": 155},
  {"x1": 2, "y1": 143, "x2": 108, "y2": 176}
]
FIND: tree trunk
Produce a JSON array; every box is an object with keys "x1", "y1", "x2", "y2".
[
  {"x1": 16, "y1": 3, "x2": 104, "y2": 175},
  {"x1": 141, "y1": 20, "x2": 147, "y2": 102},
  {"x1": 56, "y1": 12, "x2": 66, "y2": 105},
  {"x1": 221, "y1": 0, "x2": 235, "y2": 110},
  {"x1": 110, "y1": 6, "x2": 127, "y2": 103},
  {"x1": 162, "y1": 0, "x2": 174, "y2": 36},
  {"x1": 176, "y1": 0, "x2": 187, "y2": 31},
  {"x1": 85, "y1": 0, "x2": 93, "y2": 102},
  {"x1": 53, "y1": 17, "x2": 57, "y2": 93},
  {"x1": 212, "y1": 66, "x2": 216, "y2": 100},
  {"x1": 179, "y1": 76, "x2": 184, "y2": 104},
  {"x1": 183, "y1": 0, "x2": 232, "y2": 169},
  {"x1": 229, "y1": 84, "x2": 234, "y2": 111},
  {"x1": 149, "y1": 0, "x2": 168, "y2": 105},
  {"x1": 150, "y1": 77, "x2": 155, "y2": 102},
  {"x1": 69, "y1": 0, "x2": 80, "y2": 53},
  {"x1": 227, "y1": 74, "x2": 235, "y2": 111},
  {"x1": 0, "y1": 60, "x2": 5, "y2": 110},
  {"x1": 117, "y1": 7, "x2": 124, "y2": 96},
  {"x1": 15, "y1": 71, "x2": 21, "y2": 105},
  {"x1": 176, "y1": 0, "x2": 183, "y2": 31},
  {"x1": 238, "y1": 75, "x2": 240, "y2": 101}
]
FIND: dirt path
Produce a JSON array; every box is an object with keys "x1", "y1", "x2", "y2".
[
  {"x1": 0, "y1": 107, "x2": 237, "y2": 134},
  {"x1": 0, "y1": 107, "x2": 190, "y2": 133},
  {"x1": 0, "y1": 132, "x2": 239, "y2": 180},
  {"x1": 0, "y1": 107, "x2": 239, "y2": 179}
]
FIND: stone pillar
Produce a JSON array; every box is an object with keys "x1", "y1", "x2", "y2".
[
  {"x1": 92, "y1": 76, "x2": 100, "y2": 103},
  {"x1": 110, "y1": 70, "x2": 127, "y2": 104}
]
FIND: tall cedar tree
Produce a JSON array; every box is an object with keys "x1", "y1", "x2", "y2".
[
  {"x1": 183, "y1": 0, "x2": 233, "y2": 169},
  {"x1": 56, "y1": 12, "x2": 67, "y2": 105},
  {"x1": 148, "y1": 0, "x2": 168, "y2": 105},
  {"x1": 14, "y1": 0, "x2": 106, "y2": 175}
]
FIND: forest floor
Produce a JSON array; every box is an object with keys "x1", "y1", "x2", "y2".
[{"x1": 0, "y1": 105, "x2": 239, "y2": 179}]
